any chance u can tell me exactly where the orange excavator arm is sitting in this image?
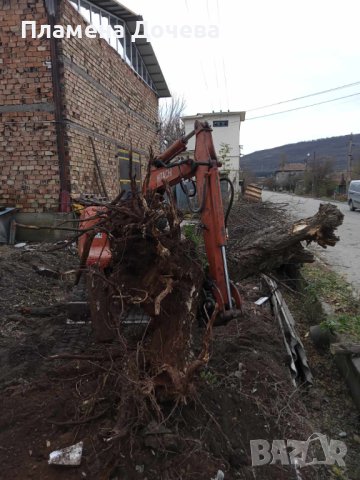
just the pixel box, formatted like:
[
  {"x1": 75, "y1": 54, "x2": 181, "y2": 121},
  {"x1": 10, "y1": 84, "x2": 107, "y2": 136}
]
[
  {"x1": 79, "y1": 121, "x2": 241, "y2": 322},
  {"x1": 146, "y1": 121, "x2": 242, "y2": 321}
]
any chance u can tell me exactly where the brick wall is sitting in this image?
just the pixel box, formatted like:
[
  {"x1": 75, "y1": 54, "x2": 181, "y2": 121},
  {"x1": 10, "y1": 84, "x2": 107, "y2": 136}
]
[
  {"x1": 59, "y1": 0, "x2": 160, "y2": 198},
  {"x1": 0, "y1": 0, "x2": 60, "y2": 212},
  {"x1": 0, "y1": 0, "x2": 160, "y2": 212}
]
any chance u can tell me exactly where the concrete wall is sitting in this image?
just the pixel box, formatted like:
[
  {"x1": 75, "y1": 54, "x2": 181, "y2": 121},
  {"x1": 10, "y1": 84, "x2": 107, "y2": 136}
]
[{"x1": 15, "y1": 211, "x2": 76, "y2": 242}]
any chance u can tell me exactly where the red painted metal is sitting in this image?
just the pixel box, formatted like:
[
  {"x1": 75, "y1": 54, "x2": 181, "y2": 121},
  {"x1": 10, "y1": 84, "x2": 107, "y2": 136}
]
[
  {"x1": 146, "y1": 121, "x2": 241, "y2": 312},
  {"x1": 156, "y1": 138, "x2": 188, "y2": 165},
  {"x1": 78, "y1": 206, "x2": 111, "y2": 268},
  {"x1": 145, "y1": 160, "x2": 194, "y2": 191},
  {"x1": 192, "y1": 121, "x2": 235, "y2": 311},
  {"x1": 80, "y1": 121, "x2": 241, "y2": 313}
]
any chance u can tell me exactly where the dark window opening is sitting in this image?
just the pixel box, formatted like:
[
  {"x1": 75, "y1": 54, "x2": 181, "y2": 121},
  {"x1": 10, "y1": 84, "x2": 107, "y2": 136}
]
[
  {"x1": 213, "y1": 120, "x2": 229, "y2": 127},
  {"x1": 118, "y1": 148, "x2": 141, "y2": 193}
]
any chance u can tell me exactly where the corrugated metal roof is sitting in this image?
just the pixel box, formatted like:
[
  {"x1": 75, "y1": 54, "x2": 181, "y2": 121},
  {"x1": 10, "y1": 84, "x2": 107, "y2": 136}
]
[{"x1": 85, "y1": 0, "x2": 170, "y2": 97}]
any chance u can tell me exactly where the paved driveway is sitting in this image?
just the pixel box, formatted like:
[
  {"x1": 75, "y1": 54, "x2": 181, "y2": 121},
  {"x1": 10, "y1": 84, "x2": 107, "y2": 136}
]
[{"x1": 262, "y1": 191, "x2": 360, "y2": 294}]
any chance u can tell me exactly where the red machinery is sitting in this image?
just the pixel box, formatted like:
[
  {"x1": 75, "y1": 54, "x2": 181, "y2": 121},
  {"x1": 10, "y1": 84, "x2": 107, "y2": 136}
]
[{"x1": 79, "y1": 121, "x2": 241, "y2": 322}]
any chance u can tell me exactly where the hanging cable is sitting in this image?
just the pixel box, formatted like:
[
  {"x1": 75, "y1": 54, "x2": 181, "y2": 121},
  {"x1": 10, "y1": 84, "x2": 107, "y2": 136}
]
[
  {"x1": 247, "y1": 92, "x2": 360, "y2": 120},
  {"x1": 247, "y1": 80, "x2": 360, "y2": 112}
]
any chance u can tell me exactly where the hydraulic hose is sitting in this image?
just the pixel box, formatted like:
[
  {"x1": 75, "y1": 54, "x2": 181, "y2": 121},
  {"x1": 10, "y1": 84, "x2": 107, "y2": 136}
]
[
  {"x1": 181, "y1": 178, "x2": 207, "y2": 213},
  {"x1": 220, "y1": 177, "x2": 235, "y2": 228},
  {"x1": 180, "y1": 178, "x2": 197, "y2": 198}
]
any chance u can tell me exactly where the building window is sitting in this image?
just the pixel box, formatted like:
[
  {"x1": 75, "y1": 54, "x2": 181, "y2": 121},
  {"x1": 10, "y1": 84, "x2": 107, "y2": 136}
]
[
  {"x1": 80, "y1": 1, "x2": 91, "y2": 23},
  {"x1": 67, "y1": 0, "x2": 156, "y2": 93},
  {"x1": 213, "y1": 120, "x2": 229, "y2": 127},
  {"x1": 118, "y1": 149, "x2": 141, "y2": 193}
]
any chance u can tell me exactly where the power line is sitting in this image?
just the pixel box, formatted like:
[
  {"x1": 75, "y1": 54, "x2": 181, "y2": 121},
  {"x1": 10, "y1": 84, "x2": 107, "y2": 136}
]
[
  {"x1": 213, "y1": 57, "x2": 221, "y2": 110},
  {"x1": 247, "y1": 80, "x2": 360, "y2": 112},
  {"x1": 246, "y1": 91, "x2": 360, "y2": 120},
  {"x1": 222, "y1": 58, "x2": 230, "y2": 110},
  {"x1": 206, "y1": 0, "x2": 210, "y2": 20}
]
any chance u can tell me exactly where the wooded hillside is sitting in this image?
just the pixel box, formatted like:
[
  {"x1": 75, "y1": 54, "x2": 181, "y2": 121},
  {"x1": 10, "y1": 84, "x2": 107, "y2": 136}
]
[{"x1": 242, "y1": 133, "x2": 360, "y2": 176}]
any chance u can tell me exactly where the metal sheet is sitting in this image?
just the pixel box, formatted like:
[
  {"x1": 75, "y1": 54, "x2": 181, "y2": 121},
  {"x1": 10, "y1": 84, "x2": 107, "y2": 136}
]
[{"x1": 263, "y1": 275, "x2": 313, "y2": 386}]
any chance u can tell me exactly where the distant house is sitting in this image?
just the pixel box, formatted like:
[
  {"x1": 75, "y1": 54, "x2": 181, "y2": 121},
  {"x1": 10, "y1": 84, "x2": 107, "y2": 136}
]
[
  {"x1": 182, "y1": 111, "x2": 246, "y2": 190},
  {"x1": 274, "y1": 163, "x2": 306, "y2": 189}
]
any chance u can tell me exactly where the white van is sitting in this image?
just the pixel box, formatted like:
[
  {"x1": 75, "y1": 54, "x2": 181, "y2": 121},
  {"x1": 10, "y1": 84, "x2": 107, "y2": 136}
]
[{"x1": 348, "y1": 180, "x2": 360, "y2": 211}]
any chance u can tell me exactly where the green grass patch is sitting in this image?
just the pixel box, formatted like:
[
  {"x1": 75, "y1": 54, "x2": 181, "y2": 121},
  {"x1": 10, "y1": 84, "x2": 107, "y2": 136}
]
[
  {"x1": 182, "y1": 223, "x2": 208, "y2": 269},
  {"x1": 182, "y1": 223, "x2": 202, "y2": 248},
  {"x1": 302, "y1": 263, "x2": 360, "y2": 341}
]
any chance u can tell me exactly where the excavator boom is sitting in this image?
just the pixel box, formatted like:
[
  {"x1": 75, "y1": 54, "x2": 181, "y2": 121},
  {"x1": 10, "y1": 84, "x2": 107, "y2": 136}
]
[{"x1": 79, "y1": 121, "x2": 241, "y2": 322}]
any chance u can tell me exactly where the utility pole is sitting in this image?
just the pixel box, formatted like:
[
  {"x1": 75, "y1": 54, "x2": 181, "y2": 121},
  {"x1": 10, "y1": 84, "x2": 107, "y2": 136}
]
[
  {"x1": 312, "y1": 151, "x2": 316, "y2": 197},
  {"x1": 347, "y1": 133, "x2": 353, "y2": 192}
]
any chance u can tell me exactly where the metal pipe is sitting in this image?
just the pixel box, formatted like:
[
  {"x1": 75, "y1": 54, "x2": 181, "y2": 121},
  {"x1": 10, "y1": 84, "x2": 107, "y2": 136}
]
[
  {"x1": 183, "y1": 129, "x2": 196, "y2": 142},
  {"x1": 221, "y1": 246, "x2": 233, "y2": 309},
  {"x1": 46, "y1": 1, "x2": 70, "y2": 212},
  {"x1": 156, "y1": 129, "x2": 196, "y2": 165}
]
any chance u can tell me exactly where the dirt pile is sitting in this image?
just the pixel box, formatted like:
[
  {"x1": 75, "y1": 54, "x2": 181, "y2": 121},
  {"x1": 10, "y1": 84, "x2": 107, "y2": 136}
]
[
  {"x1": 0, "y1": 245, "x2": 85, "y2": 386},
  {"x1": 0, "y1": 263, "x2": 315, "y2": 479}
]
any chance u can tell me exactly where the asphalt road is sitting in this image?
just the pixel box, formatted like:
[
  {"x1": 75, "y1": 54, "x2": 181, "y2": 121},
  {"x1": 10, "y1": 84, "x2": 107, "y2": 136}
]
[{"x1": 262, "y1": 191, "x2": 360, "y2": 295}]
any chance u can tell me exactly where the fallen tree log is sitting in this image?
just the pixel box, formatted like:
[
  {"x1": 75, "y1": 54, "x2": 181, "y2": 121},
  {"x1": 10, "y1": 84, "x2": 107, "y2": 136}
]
[{"x1": 228, "y1": 202, "x2": 344, "y2": 280}]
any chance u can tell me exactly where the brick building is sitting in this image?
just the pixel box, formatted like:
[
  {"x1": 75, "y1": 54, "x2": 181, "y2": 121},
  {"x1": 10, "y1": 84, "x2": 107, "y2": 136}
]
[{"x1": 0, "y1": 0, "x2": 170, "y2": 212}]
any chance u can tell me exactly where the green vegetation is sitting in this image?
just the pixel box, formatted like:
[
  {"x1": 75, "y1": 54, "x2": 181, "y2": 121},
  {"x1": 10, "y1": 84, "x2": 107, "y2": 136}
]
[
  {"x1": 302, "y1": 263, "x2": 360, "y2": 340},
  {"x1": 241, "y1": 133, "x2": 360, "y2": 176},
  {"x1": 322, "y1": 314, "x2": 360, "y2": 339},
  {"x1": 182, "y1": 222, "x2": 208, "y2": 269},
  {"x1": 218, "y1": 142, "x2": 232, "y2": 177},
  {"x1": 182, "y1": 223, "x2": 202, "y2": 248},
  {"x1": 200, "y1": 369, "x2": 218, "y2": 386}
]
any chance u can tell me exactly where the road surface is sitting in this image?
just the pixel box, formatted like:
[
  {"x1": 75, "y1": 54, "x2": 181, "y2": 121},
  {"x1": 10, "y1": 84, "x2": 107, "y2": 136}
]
[{"x1": 262, "y1": 191, "x2": 360, "y2": 295}]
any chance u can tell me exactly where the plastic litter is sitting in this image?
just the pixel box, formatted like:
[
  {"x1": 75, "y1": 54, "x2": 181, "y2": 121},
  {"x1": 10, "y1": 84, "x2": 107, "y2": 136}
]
[
  {"x1": 212, "y1": 471, "x2": 224, "y2": 480},
  {"x1": 48, "y1": 441, "x2": 83, "y2": 466}
]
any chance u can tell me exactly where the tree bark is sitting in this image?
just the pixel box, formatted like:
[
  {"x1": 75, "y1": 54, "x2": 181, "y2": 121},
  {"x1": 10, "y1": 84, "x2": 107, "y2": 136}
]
[{"x1": 228, "y1": 203, "x2": 344, "y2": 280}]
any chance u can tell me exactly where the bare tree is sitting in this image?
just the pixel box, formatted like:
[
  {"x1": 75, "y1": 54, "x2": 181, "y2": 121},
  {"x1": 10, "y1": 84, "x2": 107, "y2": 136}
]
[
  {"x1": 352, "y1": 155, "x2": 360, "y2": 178},
  {"x1": 159, "y1": 95, "x2": 186, "y2": 152},
  {"x1": 278, "y1": 153, "x2": 288, "y2": 170},
  {"x1": 241, "y1": 168, "x2": 256, "y2": 188},
  {"x1": 304, "y1": 155, "x2": 335, "y2": 197}
]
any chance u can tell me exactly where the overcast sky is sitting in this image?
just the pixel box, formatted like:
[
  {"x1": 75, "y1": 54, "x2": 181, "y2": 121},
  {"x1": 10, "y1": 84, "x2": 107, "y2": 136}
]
[{"x1": 125, "y1": 0, "x2": 360, "y2": 155}]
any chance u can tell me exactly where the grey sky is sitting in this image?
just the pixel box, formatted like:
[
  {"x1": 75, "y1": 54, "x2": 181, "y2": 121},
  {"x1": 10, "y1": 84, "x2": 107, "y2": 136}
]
[{"x1": 125, "y1": 0, "x2": 360, "y2": 155}]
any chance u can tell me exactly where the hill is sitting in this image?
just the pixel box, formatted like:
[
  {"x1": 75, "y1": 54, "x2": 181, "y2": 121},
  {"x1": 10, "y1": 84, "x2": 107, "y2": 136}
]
[{"x1": 242, "y1": 133, "x2": 360, "y2": 176}]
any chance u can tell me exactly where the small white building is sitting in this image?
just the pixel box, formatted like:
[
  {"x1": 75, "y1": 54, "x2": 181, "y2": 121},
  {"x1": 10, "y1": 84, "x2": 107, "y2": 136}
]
[{"x1": 182, "y1": 111, "x2": 246, "y2": 189}]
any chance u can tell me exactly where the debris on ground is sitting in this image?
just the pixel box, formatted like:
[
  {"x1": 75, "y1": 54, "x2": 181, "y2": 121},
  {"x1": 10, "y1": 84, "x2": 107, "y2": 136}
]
[
  {"x1": 0, "y1": 195, "x2": 357, "y2": 479},
  {"x1": 48, "y1": 441, "x2": 84, "y2": 467}
]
